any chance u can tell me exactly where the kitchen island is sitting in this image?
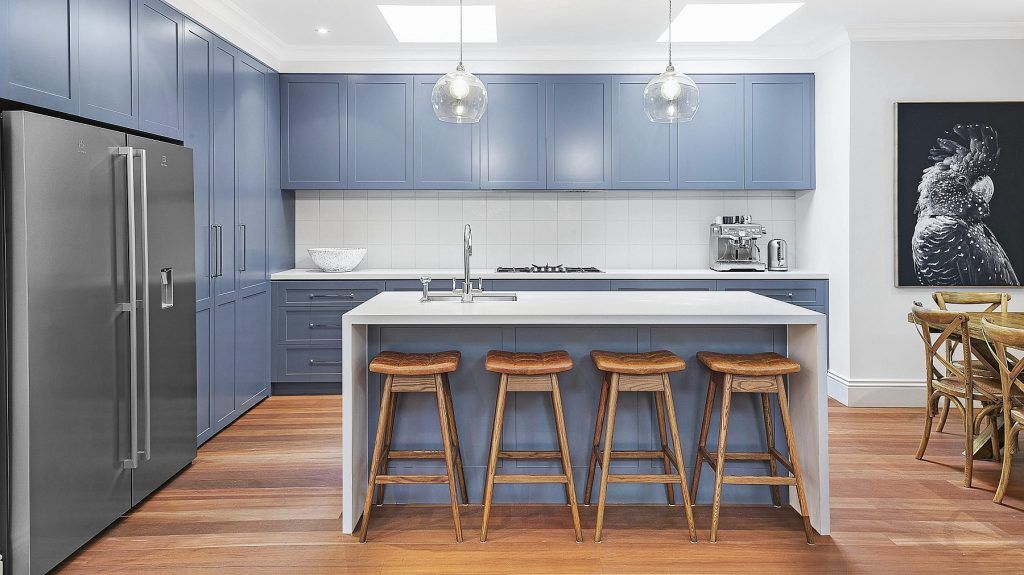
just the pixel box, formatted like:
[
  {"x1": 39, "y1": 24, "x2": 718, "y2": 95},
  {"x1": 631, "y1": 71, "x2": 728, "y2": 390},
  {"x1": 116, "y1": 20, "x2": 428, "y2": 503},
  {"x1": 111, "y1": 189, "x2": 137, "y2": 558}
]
[{"x1": 341, "y1": 290, "x2": 829, "y2": 535}]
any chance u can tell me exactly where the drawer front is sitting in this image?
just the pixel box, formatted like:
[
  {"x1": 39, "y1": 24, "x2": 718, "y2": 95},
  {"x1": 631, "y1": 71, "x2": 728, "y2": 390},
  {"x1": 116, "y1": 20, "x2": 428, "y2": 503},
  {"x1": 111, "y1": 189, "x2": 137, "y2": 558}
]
[
  {"x1": 489, "y1": 279, "x2": 610, "y2": 291},
  {"x1": 283, "y1": 307, "x2": 351, "y2": 343},
  {"x1": 610, "y1": 280, "x2": 716, "y2": 291},
  {"x1": 736, "y1": 287, "x2": 818, "y2": 304},
  {"x1": 716, "y1": 280, "x2": 825, "y2": 306},
  {"x1": 284, "y1": 287, "x2": 379, "y2": 304},
  {"x1": 283, "y1": 347, "x2": 343, "y2": 376}
]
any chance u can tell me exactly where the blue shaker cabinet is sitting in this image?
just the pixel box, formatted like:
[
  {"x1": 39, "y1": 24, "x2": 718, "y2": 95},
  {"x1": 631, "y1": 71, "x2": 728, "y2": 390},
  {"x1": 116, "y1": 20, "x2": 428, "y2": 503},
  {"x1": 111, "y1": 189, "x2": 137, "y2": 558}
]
[
  {"x1": 611, "y1": 75, "x2": 677, "y2": 189},
  {"x1": 78, "y1": 0, "x2": 138, "y2": 129},
  {"x1": 235, "y1": 53, "x2": 268, "y2": 290},
  {"x1": 280, "y1": 74, "x2": 347, "y2": 189},
  {"x1": 2, "y1": 0, "x2": 79, "y2": 114},
  {"x1": 479, "y1": 75, "x2": 547, "y2": 189},
  {"x1": 137, "y1": 0, "x2": 184, "y2": 140},
  {"x1": 744, "y1": 74, "x2": 814, "y2": 190},
  {"x1": 347, "y1": 75, "x2": 414, "y2": 189},
  {"x1": 679, "y1": 75, "x2": 744, "y2": 189},
  {"x1": 413, "y1": 75, "x2": 480, "y2": 189},
  {"x1": 546, "y1": 75, "x2": 613, "y2": 190}
]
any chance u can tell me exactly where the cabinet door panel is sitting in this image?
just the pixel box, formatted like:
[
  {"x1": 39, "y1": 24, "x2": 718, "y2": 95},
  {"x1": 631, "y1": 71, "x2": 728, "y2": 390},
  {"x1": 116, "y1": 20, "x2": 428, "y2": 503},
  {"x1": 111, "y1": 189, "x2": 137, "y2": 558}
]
[
  {"x1": 211, "y1": 41, "x2": 236, "y2": 297},
  {"x1": 79, "y1": 0, "x2": 137, "y2": 128},
  {"x1": 213, "y1": 301, "x2": 236, "y2": 425},
  {"x1": 480, "y1": 75, "x2": 546, "y2": 189},
  {"x1": 413, "y1": 75, "x2": 479, "y2": 189},
  {"x1": 744, "y1": 74, "x2": 814, "y2": 190},
  {"x1": 138, "y1": 0, "x2": 183, "y2": 139},
  {"x1": 679, "y1": 75, "x2": 744, "y2": 189},
  {"x1": 347, "y1": 75, "x2": 413, "y2": 189},
  {"x1": 183, "y1": 19, "x2": 213, "y2": 307},
  {"x1": 196, "y1": 307, "x2": 212, "y2": 443},
  {"x1": 547, "y1": 76, "x2": 612, "y2": 189},
  {"x1": 281, "y1": 75, "x2": 346, "y2": 189},
  {"x1": 235, "y1": 289, "x2": 269, "y2": 408},
  {"x1": 4, "y1": 0, "x2": 78, "y2": 113},
  {"x1": 612, "y1": 75, "x2": 676, "y2": 189},
  {"x1": 236, "y1": 55, "x2": 267, "y2": 289}
]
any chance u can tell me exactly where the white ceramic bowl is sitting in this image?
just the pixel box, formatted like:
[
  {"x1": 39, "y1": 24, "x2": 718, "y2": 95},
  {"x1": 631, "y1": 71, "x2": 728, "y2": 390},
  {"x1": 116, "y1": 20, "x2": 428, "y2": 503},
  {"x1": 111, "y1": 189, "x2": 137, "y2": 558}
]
[{"x1": 308, "y1": 247, "x2": 367, "y2": 272}]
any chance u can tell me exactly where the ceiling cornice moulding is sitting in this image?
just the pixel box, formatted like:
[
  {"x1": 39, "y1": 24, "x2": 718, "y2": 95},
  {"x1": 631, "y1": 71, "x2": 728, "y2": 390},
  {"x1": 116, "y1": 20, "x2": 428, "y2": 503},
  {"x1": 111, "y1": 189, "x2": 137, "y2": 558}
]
[{"x1": 846, "y1": 22, "x2": 1024, "y2": 42}]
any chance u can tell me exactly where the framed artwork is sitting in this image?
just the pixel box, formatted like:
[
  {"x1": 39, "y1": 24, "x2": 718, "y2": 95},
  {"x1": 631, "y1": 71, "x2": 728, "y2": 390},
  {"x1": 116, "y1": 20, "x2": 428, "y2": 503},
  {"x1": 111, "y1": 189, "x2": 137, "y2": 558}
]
[{"x1": 896, "y1": 102, "x2": 1024, "y2": 287}]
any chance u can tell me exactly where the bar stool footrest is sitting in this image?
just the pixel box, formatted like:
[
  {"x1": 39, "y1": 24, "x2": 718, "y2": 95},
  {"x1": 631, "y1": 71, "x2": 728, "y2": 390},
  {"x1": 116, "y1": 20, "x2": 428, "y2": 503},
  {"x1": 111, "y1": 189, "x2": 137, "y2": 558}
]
[
  {"x1": 492, "y1": 474, "x2": 569, "y2": 484},
  {"x1": 607, "y1": 474, "x2": 682, "y2": 484},
  {"x1": 375, "y1": 475, "x2": 449, "y2": 484},
  {"x1": 385, "y1": 450, "x2": 446, "y2": 460},
  {"x1": 722, "y1": 475, "x2": 797, "y2": 486},
  {"x1": 498, "y1": 450, "x2": 562, "y2": 459}
]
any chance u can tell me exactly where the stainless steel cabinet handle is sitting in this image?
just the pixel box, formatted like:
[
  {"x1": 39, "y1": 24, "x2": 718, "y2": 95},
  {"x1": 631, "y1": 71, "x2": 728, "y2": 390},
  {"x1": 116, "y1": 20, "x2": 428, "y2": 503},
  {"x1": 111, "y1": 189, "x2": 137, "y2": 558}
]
[
  {"x1": 309, "y1": 359, "x2": 343, "y2": 366},
  {"x1": 134, "y1": 148, "x2": 152, "y2": 462},
  {"x1": 787, "y1": 293, "x2": 794, "y2": 299},
  {"x1": 212, "y1": 225, "x2": 223, "y2": 277},
  {"x1": 308, "y1": 323, "x2": 342, "y2": 329},
  {"x1": 309, "y1": 293, "x2": 355, "y2": 299},
  {"x1": 117, "y1": 147, "x2": 139, "y2": 471},
  {"x1": 209, "y1": 226, "x2": 218, "y2": 278},
  {"x1": 239, "y1": 224, "x2": 247, "y2": 272}
]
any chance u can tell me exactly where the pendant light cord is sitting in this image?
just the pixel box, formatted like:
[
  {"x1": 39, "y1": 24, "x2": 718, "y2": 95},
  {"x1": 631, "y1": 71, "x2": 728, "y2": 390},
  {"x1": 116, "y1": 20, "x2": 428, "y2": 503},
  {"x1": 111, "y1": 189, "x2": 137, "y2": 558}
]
[
  {"x1": 667, "y1": 0, "x2": 673, "y2": 69},
  {"x1": 458, "y1": 0, "x2": 464, "y2": 69}
]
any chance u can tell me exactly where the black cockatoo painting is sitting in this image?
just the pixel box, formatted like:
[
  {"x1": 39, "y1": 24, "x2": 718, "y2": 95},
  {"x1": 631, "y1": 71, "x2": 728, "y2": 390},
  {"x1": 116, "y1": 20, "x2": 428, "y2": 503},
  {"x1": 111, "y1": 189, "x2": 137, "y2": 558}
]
[{"x1": 911, "y1": 124, "x2": 1019, "y2": 286}]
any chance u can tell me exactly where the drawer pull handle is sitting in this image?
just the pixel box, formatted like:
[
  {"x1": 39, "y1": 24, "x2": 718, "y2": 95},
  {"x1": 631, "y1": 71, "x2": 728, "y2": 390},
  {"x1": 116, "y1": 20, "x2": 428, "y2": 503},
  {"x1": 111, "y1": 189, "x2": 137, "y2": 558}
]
[
  {"x1": 309, "y1": 293, "x2": 355, "y2": 299},
  {"x1": 309, "y1": 323, "x2": 342, "y2": 329},
  {"x1": 309, "y1": 359, "x2": 342, "y2": 366},
  {"x1": 787, "y1": 293, "x2": 794, "y2": 299}
]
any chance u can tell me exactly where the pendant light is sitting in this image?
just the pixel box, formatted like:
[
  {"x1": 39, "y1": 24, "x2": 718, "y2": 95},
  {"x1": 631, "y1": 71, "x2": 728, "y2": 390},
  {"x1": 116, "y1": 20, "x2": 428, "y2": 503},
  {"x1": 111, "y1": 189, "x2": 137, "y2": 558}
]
[
  {"x1": 432, "y1": 0, "x2": 487, "y2": 123},
  {"x1": 644, "y1": 0, "x2": 699, "y2": 123}
]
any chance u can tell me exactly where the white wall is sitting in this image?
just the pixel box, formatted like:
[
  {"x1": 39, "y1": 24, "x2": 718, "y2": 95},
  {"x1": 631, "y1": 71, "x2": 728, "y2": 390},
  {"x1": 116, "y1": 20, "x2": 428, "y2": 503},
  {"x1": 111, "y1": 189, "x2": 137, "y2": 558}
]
[{"x1": 840, "y1": 39, "x2": 1024, "y2": 406}]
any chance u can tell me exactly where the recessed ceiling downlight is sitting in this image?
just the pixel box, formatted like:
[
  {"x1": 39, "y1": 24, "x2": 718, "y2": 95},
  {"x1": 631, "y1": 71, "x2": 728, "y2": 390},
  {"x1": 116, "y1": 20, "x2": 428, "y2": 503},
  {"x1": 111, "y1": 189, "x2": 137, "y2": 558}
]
[
  {"x1": 657, "y1": 3, "x2": 804, "y2": 42},
  {"x1": 314, "y1": 27, "x2": 330, "y2": 34}
]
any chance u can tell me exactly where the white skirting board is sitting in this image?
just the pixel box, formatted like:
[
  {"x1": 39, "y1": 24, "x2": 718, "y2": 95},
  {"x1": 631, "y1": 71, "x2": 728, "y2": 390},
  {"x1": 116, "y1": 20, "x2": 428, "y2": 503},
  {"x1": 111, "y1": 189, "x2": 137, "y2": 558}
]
[{"x1": 827, "y1": 370, "x2": 924, "y2": 407}]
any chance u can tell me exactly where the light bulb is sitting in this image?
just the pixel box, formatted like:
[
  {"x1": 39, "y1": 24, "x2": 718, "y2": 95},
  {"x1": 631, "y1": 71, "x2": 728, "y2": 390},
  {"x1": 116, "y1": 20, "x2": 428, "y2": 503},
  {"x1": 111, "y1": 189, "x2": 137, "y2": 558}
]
[
  {"x1": 449, "y1": 77, "x2": 470, "y2": 100},
  {"x1": 660, "y1": 78, "x2": 682, "y2": 101},
  {"x1": 455, "y1": 104, "x2": 466, "y2": 116},
  {"x1": 666, "y1": 104, "x2": 677, "y2": 117}
]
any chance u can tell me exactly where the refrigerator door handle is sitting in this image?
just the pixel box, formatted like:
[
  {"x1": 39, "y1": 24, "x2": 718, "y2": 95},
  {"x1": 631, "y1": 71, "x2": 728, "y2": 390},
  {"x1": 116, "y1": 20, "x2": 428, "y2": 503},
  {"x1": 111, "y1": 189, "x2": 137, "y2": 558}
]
[
  {"x1": 117, "y1": 146, "x2": 140, "y2": 471},
  {"x1": 134, "y1": 148, "x2": 152, "y2": 462},
  {"x1": 239, "y1": 224, "x2": 247, "y2": 272}
]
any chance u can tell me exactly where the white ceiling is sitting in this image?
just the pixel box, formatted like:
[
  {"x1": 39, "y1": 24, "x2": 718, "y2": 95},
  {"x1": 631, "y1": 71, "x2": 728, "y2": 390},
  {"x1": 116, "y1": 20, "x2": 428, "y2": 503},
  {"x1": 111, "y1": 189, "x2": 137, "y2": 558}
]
[{"x1": 165, "y1": 0, "x2": 1024, "y2": 72}]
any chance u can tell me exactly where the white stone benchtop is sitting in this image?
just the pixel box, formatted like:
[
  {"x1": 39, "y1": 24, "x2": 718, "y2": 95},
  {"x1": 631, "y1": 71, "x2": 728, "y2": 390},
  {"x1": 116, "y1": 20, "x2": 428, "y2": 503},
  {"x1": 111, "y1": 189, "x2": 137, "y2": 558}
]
[{"x1": 272, "y1": 268, "x2": 828, "y2": 281}]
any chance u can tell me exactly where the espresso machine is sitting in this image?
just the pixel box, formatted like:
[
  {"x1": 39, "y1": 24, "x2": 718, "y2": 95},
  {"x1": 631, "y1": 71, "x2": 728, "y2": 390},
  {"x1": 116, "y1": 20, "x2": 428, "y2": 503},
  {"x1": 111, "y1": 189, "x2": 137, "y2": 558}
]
[{"x1": 709, "y1": 215, "x2": 767, "y2": 271}]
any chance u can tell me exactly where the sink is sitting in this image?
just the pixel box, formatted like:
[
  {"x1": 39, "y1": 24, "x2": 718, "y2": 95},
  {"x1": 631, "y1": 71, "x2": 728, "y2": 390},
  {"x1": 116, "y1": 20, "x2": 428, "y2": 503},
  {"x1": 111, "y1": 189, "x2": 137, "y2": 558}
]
[{"x1": 420, "y1": 292, "x2": 518, "y2": 302}]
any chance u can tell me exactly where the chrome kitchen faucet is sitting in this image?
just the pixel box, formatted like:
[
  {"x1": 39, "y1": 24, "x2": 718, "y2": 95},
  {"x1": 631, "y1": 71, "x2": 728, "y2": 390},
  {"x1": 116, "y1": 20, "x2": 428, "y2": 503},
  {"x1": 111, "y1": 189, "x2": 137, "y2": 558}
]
[{"x1": 418, "y1": 224, "x2": 517, "y2": 302}]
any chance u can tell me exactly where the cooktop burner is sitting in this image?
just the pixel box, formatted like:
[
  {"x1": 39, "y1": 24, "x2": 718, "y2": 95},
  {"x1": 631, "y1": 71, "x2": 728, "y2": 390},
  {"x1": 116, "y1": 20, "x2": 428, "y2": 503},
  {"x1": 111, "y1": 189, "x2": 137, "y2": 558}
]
[{"x1": 496, "y1": 264, "x2": 603, "y2": 273}]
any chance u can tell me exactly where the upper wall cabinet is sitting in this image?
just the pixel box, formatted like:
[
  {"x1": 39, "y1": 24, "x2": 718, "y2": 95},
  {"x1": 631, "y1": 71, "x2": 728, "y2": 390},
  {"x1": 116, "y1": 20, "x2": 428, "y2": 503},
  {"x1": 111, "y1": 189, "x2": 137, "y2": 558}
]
[
  {"x1": 235, "y1": 53, "x2": 268, "y2": 289},
  {"x1": 2, "y1": 0, "x2": 79, "y2": 114},
  {"x1": 611, "y1": 75, "x2": 677, "y2": 189},
  {"x1": 744, "y1": 74, "x2": 814, "y2": 190},
  {"x1": 79, "y1": 0, "x2": 138, "y2": 128},
  {"x1": 413, "y1": 75, "x2": 479, "y2": 189},
  {"x1": 679, "y1": 75, "x2": 744, "y2": 189},
  {"x1": 546, "y1": 76, "x2": 613, "y2": 189},
  {"x1": 281, "y1": 75, "x2": 347, "y2": 189},
  {"x1": 138, "y1": 0, "x2": 184, "y2": 140},
  {"x1": 479, "y1": 75, "x2": 546, "y2": 189},
  {"x1": 347, "y1": 75, "x2": 414, "y2": 189}
]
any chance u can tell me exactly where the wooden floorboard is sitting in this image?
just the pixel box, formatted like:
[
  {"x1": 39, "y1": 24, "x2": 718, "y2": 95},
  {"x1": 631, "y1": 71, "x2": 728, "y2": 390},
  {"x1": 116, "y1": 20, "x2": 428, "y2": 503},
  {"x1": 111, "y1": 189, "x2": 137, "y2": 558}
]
[{"x1": 54, "y1": 395, "x2": 1024, "y2": 574}]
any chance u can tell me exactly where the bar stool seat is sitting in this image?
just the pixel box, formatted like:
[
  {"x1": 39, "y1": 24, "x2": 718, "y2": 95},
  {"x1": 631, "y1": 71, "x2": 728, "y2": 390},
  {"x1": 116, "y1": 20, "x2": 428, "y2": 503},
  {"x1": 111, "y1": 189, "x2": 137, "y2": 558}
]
[
  {"x1": 485, "y1": 350, "x2": 573, "y2": 375},
  {"x1": 696, "y1": 351, "x2": 800, "y2": 376},
  {"x1": 369, "y1": 350, "x2": 460, "y2": 375},
  {"x1": 591, "y1": 349, "x2": 686, "y2": 375}
]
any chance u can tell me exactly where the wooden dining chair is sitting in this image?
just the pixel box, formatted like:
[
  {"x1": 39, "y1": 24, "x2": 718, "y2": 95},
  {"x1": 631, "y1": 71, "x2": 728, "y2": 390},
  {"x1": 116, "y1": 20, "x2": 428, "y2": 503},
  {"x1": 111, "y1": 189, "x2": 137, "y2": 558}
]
[
  {"x1": 912, "y1": 305, "x2": 1003, "y2": 488},
  {"x1": 931, "y1": 292, "x2": 1011, "y2": 432},
  {"x1": 980, "y1": 319, "x2": 1024, "y2": 503}
]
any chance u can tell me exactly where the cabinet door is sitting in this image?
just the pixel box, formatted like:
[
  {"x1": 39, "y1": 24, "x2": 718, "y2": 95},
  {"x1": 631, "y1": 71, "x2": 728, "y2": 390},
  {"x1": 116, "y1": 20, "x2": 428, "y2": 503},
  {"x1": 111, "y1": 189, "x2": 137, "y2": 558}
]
[
  {"x1": 547, "y1": 76, "x2": 612, "y2": 189},
  {"x1": 479, "y1": 75, "x2": 546, "y2": 189},
  {"x1": 679, "y1": 75, "x2": 744, "y2": 189},
  {"x1": 196, "y1": 307, "x2": 212, "y2": 443},
  {"x1": 236, "y1": 54, "x2": 268, "y2": 289},
  {"x1": 211, "y1": 41, "x2": 237, "y2": 298},
  {"x1": 347, "y1": 75, "x2": 414, "y2": 189},
  {"x1": 744, "y1": 74, "x2": 814, "y2": 190},
  {"x1": 281, "y1": 74, "x2": 347, "y2": 189},
  {"x1": 78, "y1": 0, "x2": 138, "y2": 128},
  {"x1": 2, "y1": 0, "x2": 78, "y2": 113},
  {"x1": 212, "y1": 300, "x2": 236, "y2": 426},
  {"x1": 138, "y1": 0, "x2": 183, "y2": 139},
  {"x1": 235, "y1": 289, "x2": 269, "y2": 409},
  {"x1": 612, "y1": 75, "x2": 676, "y2": 189},
  {"x1": 413, "y1": 75, "x2": 479, "y2": 189},
  {"x1": 183, "y1": 19, "x2": 213, "y2": 308}
]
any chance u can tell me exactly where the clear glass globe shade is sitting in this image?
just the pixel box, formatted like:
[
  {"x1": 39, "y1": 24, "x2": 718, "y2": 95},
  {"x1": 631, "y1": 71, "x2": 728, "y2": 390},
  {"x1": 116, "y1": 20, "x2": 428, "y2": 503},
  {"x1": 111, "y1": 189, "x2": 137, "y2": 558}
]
[
  {"x1": 643, "y1": 68, "x2": 699, "y2": 123},
  {"x1": 432, "y1": 69, "x2": 488, "y2": 124}
]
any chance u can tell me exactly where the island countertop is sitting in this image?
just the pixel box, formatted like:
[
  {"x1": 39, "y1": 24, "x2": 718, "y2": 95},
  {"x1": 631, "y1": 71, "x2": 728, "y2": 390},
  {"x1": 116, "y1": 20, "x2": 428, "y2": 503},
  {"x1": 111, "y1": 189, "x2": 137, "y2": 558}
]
[{"x1": 273, "y1": 267, "x2": 828, "y2": 281}]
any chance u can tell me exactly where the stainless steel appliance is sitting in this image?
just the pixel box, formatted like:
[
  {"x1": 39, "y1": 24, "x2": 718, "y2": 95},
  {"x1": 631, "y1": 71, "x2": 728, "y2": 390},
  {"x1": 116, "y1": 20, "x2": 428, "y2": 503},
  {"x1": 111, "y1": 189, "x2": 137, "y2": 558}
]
[
  {"x1": 709, "y1": 215, "x2": 767, "y2": 271},
  {"x1": 0, "y1": 111, "x2": 197, "y2": 575},
  {"x1": 768, "y1": 239, "x2": 789, "y2": 271},
  {"x1": 496, "y1": 265, "x2": 603, "y2": 273}
]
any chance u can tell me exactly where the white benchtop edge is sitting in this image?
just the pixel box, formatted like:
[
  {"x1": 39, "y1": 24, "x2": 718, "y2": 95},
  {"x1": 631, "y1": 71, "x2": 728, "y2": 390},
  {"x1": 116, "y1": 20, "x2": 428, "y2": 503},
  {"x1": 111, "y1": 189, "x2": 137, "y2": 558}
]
[{"x1": 272, "y1": 268, "x2": 828, "y2": 281}]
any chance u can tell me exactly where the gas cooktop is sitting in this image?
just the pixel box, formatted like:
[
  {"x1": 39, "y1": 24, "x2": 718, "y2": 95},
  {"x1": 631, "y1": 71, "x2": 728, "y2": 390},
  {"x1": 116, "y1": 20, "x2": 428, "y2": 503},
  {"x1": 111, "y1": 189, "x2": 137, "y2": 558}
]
[{"x1": 496, "y1": 265, "x2": 603, "y2": 273}]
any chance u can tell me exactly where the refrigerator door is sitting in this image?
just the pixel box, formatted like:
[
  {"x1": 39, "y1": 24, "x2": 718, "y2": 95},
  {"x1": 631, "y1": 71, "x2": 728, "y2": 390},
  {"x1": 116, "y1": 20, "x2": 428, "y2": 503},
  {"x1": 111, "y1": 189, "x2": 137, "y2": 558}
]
[
  {"x1": 2, "y1": 111, "x2": 133, "y2": 575},
  {"x1": 126, "y1": 135, "x2": 198, "y2": 505}
]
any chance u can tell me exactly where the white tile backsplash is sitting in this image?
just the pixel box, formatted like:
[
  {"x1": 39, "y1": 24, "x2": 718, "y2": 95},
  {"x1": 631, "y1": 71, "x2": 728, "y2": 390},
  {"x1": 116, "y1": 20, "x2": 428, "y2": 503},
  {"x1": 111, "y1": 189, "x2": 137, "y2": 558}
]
[{"x1": 294, "y1": 190, "x2": 799, "y2": 270}]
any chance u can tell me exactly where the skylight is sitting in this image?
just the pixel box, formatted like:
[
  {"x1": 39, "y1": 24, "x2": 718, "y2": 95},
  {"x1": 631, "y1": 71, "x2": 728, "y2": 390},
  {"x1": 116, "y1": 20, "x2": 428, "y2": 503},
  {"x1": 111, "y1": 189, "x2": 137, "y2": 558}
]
[
  {"x1": 377, "y1": 5, "x2": 498, "y2": 43},
  {"x1": 657, "y1": 3, "x2": 804, "y2": 42}
]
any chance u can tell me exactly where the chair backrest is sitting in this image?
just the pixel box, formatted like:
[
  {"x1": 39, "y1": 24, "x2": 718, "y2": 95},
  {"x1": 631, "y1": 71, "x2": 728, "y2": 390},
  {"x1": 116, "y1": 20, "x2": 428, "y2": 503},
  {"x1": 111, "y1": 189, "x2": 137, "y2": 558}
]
[
  {"x1": 911, "y1": 305, "x2": 972, "y2": 384},
  {"x1": 933, "y1": 291, "x2": 1011, "y2": 313},
  {"x1": 981, "y1": 318, "x2": 1024, "y2": 398}
]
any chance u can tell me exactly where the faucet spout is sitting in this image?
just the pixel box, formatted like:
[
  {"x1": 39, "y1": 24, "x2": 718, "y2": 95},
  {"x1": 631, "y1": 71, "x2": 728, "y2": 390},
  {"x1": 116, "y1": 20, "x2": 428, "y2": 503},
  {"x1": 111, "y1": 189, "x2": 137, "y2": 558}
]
[{"x1": 462, "y1": 224, "x2": 473, "y2": 302}]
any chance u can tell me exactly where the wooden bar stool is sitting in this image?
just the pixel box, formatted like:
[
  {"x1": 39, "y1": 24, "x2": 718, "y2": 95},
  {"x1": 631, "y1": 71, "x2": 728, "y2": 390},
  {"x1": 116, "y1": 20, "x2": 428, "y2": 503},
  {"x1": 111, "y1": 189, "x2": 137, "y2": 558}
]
[
  {"x1": 481, "y1": 350, "x2": 582, "y2": 543},
  {"x1": 359, "y1": 350, "x2": 468, "y2": 543},
  {"x1": 585, "y1": 350, "x2": 697, "y2": 543},
  {"x1": 692, "y1": 351, "x2": 813, "y2": 544}
]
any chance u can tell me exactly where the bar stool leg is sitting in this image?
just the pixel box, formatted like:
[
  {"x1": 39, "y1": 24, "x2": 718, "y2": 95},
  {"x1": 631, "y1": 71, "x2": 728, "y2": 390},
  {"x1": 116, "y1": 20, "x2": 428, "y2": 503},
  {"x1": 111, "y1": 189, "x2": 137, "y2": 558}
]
[
  {"x1": 659, "y1": 374, "x2": 698, "y2": 542},
  {"x1": 433, "y1": 375, "x2": 463, "y2": 543},
  {"x1": 550, "y1": 374, "x2": 583, "y2": 542},
  {"x1": 709, "y1": 375, "x2": 733, "y2": 543},
  {"x1": 441, "y1": 374, "x2": 470, "y2": 504},
  {"x1": 480, "y1": 374, "x2": 509, "y2": 542},
  {"x1": 965, "y1": 392, "x2": 975, "y2": 488},
  {"x1": 691, "y1": 372, "x2": 717, "y2": 505},
  {"x1": 654, "y1": 391, "x2": 676, "y2": 506},
  {"x1": 775, "y1": 375, "x2": 814, "y2": 544},
  {"x1": 761, "y1": 392, "x2": 782, "y2": 508},
  {"x1": 375, "y1": 392, "x2": 398, "y2": 506},
  {"x1": 359, "y1": 375, "x2": 395, "y2": 543},
  {"x1": 594, "y1": 374, "x2": 621, "y2": 543},
  {"x1": 584, "y1": 374, "x2": 610, "y2": 506}
]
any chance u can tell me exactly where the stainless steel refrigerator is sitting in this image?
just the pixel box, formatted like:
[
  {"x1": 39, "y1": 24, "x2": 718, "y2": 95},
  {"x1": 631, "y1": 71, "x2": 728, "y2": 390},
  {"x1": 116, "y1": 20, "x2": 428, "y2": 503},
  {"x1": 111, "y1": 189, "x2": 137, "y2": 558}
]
[{"x1": 0, "y1": 111, "x2": 197, "y2": 575}]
